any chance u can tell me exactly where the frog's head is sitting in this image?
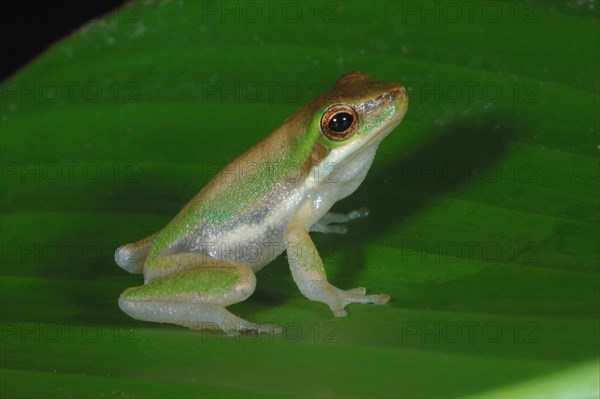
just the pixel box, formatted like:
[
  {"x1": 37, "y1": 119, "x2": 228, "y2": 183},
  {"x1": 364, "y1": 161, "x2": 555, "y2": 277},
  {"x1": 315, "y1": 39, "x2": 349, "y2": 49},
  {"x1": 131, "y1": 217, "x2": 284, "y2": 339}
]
[
  {"x1": 290, "y1": 71, "x2": 408, "y2": 186},
  {"x1": 316, "y1": 71, "x2": 407, "y2": 146}
]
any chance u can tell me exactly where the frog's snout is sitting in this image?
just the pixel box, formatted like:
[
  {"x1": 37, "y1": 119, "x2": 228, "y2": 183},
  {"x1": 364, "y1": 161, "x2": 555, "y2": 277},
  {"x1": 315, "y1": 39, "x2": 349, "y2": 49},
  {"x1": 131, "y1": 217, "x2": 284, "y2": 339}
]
[
  {"x1": 388, "y1": 84, "x2": 408, "y2": 106},
  {"x1": 386, "y1": 84, "x2": 409, "y2": 118}
]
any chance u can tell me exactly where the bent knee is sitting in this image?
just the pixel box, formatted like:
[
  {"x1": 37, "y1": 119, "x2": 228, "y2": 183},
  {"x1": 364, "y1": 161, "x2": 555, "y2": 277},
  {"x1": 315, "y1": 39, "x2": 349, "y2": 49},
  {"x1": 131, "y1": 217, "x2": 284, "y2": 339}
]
[{"x1": 231, "y1": 264, "x2": 256, "y2": 302}]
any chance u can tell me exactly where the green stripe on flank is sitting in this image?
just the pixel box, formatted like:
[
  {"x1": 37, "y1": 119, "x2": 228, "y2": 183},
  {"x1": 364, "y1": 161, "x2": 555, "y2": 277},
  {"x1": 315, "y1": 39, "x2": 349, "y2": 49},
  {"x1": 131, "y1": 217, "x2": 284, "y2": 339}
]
[{"x1": 125, "y1": 268, "x2": 239, "y2": 300}]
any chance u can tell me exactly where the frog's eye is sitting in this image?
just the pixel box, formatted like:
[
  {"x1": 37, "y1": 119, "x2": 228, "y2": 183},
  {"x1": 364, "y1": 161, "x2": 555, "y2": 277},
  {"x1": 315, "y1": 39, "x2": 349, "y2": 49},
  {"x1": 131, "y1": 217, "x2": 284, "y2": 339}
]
[{"x1": 320, "y1": 104, "x2": 358, "y2": 141}]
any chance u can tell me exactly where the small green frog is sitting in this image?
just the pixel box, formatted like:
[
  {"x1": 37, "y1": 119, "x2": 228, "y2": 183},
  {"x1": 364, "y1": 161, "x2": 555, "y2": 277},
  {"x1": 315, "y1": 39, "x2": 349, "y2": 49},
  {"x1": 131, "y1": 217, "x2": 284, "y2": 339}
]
[{"x1": 115, "y1": 72, "x2": 408, "y2": 333}]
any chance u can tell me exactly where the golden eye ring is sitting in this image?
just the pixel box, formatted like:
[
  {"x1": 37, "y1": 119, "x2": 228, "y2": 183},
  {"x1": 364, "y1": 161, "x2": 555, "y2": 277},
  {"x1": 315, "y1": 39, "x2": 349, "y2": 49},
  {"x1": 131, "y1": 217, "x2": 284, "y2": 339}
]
[{"x1": 320, "y1": 104, "x2": 358, "y2": 141}]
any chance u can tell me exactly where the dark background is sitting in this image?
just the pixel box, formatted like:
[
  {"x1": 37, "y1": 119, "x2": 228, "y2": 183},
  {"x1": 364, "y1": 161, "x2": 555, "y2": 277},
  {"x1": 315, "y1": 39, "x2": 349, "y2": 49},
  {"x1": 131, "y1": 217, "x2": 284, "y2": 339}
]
[{"x1": 2, "y1": 0, "x2": 126, "y2": 80}]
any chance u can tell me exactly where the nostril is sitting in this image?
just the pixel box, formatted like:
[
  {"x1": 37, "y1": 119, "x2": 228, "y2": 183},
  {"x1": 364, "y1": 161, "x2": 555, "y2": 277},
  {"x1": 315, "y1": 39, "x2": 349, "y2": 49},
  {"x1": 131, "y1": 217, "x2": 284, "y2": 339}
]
[
  {"x1": 381, "y1": 87, "x2": 406, "y2": 104},
  {"x1": 387, "y1": 86, "x2": 408, "y2": 107},
  {"x1": 391, "y1": 86, "x2": 407, "y2": 101}
]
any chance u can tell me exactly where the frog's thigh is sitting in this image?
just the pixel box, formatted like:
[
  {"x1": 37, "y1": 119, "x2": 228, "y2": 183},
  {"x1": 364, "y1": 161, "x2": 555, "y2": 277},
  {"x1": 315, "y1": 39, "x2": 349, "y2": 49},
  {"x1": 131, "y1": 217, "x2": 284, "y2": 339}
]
[{"x1": 119, "y1": 256, "x2": 260, "y2": 332}]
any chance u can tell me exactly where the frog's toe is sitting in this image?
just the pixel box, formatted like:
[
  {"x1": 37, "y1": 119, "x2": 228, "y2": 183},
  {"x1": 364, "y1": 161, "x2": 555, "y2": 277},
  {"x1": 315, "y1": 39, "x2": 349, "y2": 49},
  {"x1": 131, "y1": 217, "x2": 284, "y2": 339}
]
[
  {"x1": 373, "y1": 293, "x2": 390, "y2": 304},
  {"x1": 348, "y1": 207, "x2": 370, "y2": 219},
  {"x1": 347, "y1": 287, "x2": 366, "y2": 295},
  {"x1": 329, "y1": 225, "x2": 349, "y2": 234},
  {"x1": 237, "y1": 323, "x2": 261, "y2": 334},
  {"x1": 337, "y1": 287, "x2": 390, "y2": 306},
  {"x1": 362, "y1": 293, "x2": 389, "y2": 305},
  {"x1": 333, "y1": 308, "x2": 348, "y2": 317},
  {"x1": 324, "y1": 297, "x2": 347, "y2": 317},
  {"x1": 311, "y1": 223, "x2": 349, "y2": 234},
  {"x1": 269, "y1": 324, "x2": 283, "y2": 334},
  {"x1": 228, "y1": 322, "x2": 281, "y2": 335},
  {"x1": 256, "y1": 323, "x2": 282, "y2": 334}
]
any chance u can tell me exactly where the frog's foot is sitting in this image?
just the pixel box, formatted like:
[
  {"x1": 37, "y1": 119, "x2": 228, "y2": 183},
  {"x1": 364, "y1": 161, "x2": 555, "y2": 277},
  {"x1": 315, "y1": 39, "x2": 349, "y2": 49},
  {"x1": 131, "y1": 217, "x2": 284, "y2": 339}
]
[
  {"x1": 310, "y1": 207, "x2": 370, "y2": 234},
  {"x1": 286, "y1": 225, "x2": 388, "y2": 318},
  {"x1": 303, "y1": 282, "x2": 390, "y2": 317},
  {"x1": 120, "y1": 300, "x2": 280, "y2": 335},
  {"x1": 220, "y1": 321, "x2": 282, "y2": 336},
  {"x1": 119, "y1": 256, "x2": 280, "y2": 334}
]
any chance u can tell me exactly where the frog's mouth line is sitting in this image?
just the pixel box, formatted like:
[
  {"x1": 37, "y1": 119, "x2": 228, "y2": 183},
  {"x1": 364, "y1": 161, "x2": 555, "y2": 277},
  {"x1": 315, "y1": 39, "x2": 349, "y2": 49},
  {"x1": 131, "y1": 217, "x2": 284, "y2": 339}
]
[
  {"x1": 360, "y1": 104, "x2": 407, "y2": 150},
  {"x1": 327, "y1": 111, "x2": 405, "y2": 176}
]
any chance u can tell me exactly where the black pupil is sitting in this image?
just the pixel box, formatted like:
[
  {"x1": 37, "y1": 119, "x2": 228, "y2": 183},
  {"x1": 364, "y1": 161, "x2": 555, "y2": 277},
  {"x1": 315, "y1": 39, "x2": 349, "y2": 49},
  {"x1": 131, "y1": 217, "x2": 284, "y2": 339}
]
[{"x1": 328, "y1": 112, "x2": 353, "y2": 133}]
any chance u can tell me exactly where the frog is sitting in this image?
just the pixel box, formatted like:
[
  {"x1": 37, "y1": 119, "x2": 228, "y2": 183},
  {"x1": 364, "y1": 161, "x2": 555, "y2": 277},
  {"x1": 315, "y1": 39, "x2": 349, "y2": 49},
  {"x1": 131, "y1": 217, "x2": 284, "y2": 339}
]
[{"x1": 115, "y1": 71, "x2": 408, "y2": 334}]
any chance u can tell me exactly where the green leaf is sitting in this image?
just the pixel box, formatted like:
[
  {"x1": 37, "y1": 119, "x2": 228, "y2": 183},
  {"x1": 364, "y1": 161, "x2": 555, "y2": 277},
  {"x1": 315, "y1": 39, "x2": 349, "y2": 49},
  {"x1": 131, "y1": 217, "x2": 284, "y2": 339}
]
[{"x1": 1, "y1": 1, "x2": 598, "y2": 398}]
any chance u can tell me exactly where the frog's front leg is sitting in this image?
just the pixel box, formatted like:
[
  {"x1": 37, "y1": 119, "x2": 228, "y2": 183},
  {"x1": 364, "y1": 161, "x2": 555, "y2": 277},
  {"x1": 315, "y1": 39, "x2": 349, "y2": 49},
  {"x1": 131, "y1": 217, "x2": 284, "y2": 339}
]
[
  {"x1": 118, "y1": 253, "x2": 278, "y2": 334},
  {"x1": 309, "y1": 207, "x2": 370, "y2": 234},
  {"x1": 285, "y1": 224, "x2": 389, "y2": 316}
]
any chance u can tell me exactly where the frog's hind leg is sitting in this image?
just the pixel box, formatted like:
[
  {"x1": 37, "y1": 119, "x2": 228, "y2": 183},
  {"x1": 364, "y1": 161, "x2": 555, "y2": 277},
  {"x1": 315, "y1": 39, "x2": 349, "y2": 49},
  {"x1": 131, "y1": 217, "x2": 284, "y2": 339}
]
[{"x1": 118, "y1": 254, "x2": 277, "y2": 334}]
